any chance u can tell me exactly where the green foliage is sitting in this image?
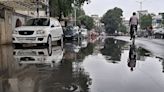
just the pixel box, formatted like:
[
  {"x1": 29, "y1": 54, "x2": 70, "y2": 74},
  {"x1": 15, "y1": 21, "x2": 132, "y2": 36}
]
[
  {"x1": 161, "y1": 13, "x2": 164, "y2": 20},
  {"x1": 74, "y1": 0, "x2": 90, "y2": 7},
  {"x1": 101, "y1": 7, "x2": 123, "y2": 34},
  {"x1": 162, "y1": 14, "x2": 164, "y2": 26},
  {"x1": 118, "y1": 24, "x2": 127, "y2": 33},
  {"x1": 140, "y1": 14, "x2": 152, "y2": 29},
  {"x1": 49, "y1": 0, "x2": 89, "y2": 21},
  {"x1": 100, "y1": 38, "x2": 126, "y2": 61},
  {"x1": 78, "y1": 15, "x2": 94, "y2": 30},
  {"x1": 49, "y1": 0, "x2": 72, "y2": 20},
  {"x1": 76, "y1": 8, "x2": 85, "y2": 18},
  {"x1": 162, "y1": 20, "x2": 164, "y2": 25}
]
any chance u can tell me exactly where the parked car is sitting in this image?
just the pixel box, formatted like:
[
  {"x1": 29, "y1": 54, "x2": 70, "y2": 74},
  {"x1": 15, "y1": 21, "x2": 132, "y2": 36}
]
[
  {"x1": 137, "y1": 30, "x2": 148, "y2": 37},
  {"x1": 80, "y1": 28, "x2": 88, "y2": 38},
  {"x1": 64, "y1": 41, "x2": 81, "y2": 53},
  {"x1": 63, "y1": 26, "x2": 79, "y2": 40},
  {"x1": 81, "y1": 39, "x2": 88, "y2": 48},
  {"x1": 153, "y1": 28, "x2": 164, "y2": 38},
  {"x1": 13, "y1": 46, "x2": 64, "y2": 67},
  {"x1": 12, "y1": 17, "x2": 63, "y2": 47}
]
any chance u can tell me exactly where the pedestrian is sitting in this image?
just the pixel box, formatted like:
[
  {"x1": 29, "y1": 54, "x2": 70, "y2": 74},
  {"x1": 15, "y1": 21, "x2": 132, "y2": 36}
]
[{"x1": 147, "y1": 25, "x2": 153, "y2": 39}]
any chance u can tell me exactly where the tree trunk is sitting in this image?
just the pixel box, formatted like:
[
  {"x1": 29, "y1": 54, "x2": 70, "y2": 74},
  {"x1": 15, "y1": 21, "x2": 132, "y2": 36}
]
[
  {"x1": 65, "y1": 21, "x2": 68, "y2": 27},
  {"x1": 59, "y1": 12, "x2": 62, "y2": 22}
]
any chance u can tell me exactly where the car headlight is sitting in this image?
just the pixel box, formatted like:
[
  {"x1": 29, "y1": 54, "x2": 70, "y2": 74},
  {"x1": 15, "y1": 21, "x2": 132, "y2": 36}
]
[
  {"x1": 36, "y1": 30, "x2": 45, "y2": 34},
  {"x1": 13, "y1": 30, "x2": 18, "y2": 34}
]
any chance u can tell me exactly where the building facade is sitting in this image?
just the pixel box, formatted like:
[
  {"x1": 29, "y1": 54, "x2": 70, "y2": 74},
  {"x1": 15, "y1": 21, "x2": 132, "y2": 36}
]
[
  {"x1": 152, "y1": 15, "x2": 162, "y2": 28},
  {"x1": 0, "y1": 0, "x2": 49, "y2": 17},
  {"x1": 0, "y1": 0, "x2": 49, "y2": 44},
  {"x1": 0, "y1": 3, "x2": 13, "y2": 44}
]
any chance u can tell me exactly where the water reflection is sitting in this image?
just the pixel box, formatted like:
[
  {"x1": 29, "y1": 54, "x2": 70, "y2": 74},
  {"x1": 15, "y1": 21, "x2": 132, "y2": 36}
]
[
  {"x1": 0, "y1": 39, "x2": 92, "y2": 92},
  {"x1": 83, "y1": 38, "x2": 164, "y2": 92},
  {"x1": 0, "y1": 45, "x2": 14, "y2": 92},
  {"x1": 39, "y1": 60, "x2": 91, "y2": 92},
  {"x1": 0, "y1": 45, "x2": 13, "y2": 77},
  {"x1": 137, "y1": 47, "x2": 152, "y2": 61},
  {"x1": 127, "y1": 44, "x2": 137, "y2": 71},
  {"x1": 64, "y1": 39, "x2": 94, "y2": 61},
  {"x1": 127, "y1": 43, "x2": 159, "y2": 72},
  {"x1": 1, "y1": 37, "x2": 164, "y2": 92},
  {"x1": 162, "y1": 59, "x2": 164, "y2": 73},
  {"x1": 100, "y1": 38, "x2": 126, "y2": 63},
  {"x1": 13, "y1": 46, "x2": 64, "y2": 67},
  {"x1": 158, "y1": 58, "x2": 164, "y2": 73}
]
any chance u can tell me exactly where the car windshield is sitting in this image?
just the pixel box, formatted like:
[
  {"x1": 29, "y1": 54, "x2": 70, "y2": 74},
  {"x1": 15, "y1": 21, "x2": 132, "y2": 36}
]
[
  {"x1": 81, "y1": 29, "x2": 87, "y2": 32},
  {"x1": 66, "y1": 26, "x2": 75, "y2": 31},
  {"x1": 25, "y1": 18, "x2": 50, "y2": 26}
]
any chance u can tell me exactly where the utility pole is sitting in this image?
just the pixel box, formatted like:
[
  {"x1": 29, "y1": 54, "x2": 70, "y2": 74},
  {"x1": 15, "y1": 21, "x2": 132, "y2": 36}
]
[
  {"x1": 46, "y1": 0, "x2": 50, "y2": 17},
  {"x1": 36, "y1": 0, "x2": 39, "y2": 17},
  {"x1": 139, "y1": 1, "x2": 142, "y2": 10},
  {"x1": 136, "y1": 0, "x2": 145, "y2": 31},
  {"x1": 74, "y1": 0, "x2": 77, "y2": 26},
  {"x1": 136, "y1": 0, "x2": 145, "y2": 11}
]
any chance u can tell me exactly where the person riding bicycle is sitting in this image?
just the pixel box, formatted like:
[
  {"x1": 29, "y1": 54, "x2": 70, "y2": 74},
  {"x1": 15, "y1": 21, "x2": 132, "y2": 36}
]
[
  {"x1": 128, "y1": 44, "x2": 137, "y2": 71},
  {"x1": 129, "y1": 12, "x2": 139, "y2": 40}
]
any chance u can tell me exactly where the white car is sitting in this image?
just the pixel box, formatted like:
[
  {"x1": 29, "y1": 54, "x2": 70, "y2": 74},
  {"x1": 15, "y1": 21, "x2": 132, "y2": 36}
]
[
  {"x1": 12, "y1": 17, "x2": 63, "y2": 46},
  {"x1": 13, "y1": 46, "x2": 64, "y2": 67},
  {"x1": 80, "y1": 28, "x2": 88, "y2": 38},
  {"x1": 153, "y1": 28, "x2": 164, "y2": 35},
  {"x1": 81, "y1": 39, "x2": 88, "y2": 48}
]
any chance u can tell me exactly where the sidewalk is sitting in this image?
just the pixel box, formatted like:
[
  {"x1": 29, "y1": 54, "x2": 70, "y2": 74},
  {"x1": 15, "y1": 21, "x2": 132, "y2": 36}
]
[
  {"x1": 114, "y1": 36, "x2": 164, "y2": 58},
  {"x1": 149, "y1": 38, "x2": 164, "y2": 46},
  {"x1": 114, "y1": 36, "x2": 164, "y2": 46}
]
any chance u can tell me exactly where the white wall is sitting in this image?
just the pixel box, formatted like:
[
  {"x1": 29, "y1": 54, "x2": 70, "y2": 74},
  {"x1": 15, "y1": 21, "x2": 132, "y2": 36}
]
[
  {"x1": 12, "y1": 15, "x2": 25, "y2": 30},
  {"x1": 15, "y1": 10, "x2": 47, "y2": 17}
]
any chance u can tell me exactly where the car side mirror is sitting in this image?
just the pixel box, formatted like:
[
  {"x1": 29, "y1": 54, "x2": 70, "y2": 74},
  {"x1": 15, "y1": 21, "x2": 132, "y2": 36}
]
[{"x1": 51, "y1": 25, "x2": 55, "y2": 28}]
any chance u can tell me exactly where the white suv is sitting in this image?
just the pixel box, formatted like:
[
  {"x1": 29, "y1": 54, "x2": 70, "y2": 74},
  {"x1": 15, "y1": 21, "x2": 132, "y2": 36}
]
[
  {"x1": 13, "y1": 46, "x2": 64, "y2": 67},
  {"x1": 12, "y1": 17, "x2": 63, "y2": 46}
]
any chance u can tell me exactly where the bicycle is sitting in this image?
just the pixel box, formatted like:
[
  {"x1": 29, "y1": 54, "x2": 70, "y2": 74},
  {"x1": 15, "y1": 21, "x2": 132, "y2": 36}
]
[
  {"x1": 128, "y1": 42, "x2": 137, "y2": 71},
  {"x1": 130, "y1": 25, "x2": 137, "y2": 44}
]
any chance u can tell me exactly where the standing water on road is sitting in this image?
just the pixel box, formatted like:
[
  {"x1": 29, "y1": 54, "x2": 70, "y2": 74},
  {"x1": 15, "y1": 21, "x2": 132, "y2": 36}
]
[{"x1": 0, "y1": 38, "x2": 164, "y2": 92}]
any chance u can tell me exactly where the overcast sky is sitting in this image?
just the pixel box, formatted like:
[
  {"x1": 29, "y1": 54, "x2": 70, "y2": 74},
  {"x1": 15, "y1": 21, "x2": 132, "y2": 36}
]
[{"x1": 83, "y1": 0, "x2": 164, "y2": 20}]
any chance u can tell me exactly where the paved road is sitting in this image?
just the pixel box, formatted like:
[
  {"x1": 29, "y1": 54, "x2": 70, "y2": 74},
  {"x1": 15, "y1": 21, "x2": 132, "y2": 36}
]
[
  {"x1": 1, "y1": 37, "x2": 164, "y2": 92},
  {"x1": 114, "y1": 36, "x2": 164, "y2": 58}
]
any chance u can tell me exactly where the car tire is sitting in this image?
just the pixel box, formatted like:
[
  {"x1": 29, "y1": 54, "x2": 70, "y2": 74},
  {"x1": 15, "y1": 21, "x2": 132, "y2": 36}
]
[
  {"x1": 47, "y1": 36, "x2": 52, "y2": 47},
  {"x1": 57, "y1": 36, "x2": 63, "y2": 46},
  {"x1": 47, "y1": 44, "x2": 52, "y2": 56},
  {"x1": 13, "y1": 43, "x2": 22, "y2": 48}
]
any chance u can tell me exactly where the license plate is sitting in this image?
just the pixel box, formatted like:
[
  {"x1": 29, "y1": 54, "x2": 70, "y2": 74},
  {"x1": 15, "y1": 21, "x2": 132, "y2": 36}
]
[
  {"x1": 65, "y1": 35, "x2": 72, "y2": 37},
  {"x1": 17, "y1": 51, "x2": 37, "y2": 55},
  {"x1": 17, "y1": 37, "x2": 36, "y2": 41}
]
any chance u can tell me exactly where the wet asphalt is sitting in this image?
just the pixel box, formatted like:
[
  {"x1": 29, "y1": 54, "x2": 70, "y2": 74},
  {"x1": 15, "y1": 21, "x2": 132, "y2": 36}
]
[{"x1": 0, "y1": 37, "x2": 164, "y2": 92}]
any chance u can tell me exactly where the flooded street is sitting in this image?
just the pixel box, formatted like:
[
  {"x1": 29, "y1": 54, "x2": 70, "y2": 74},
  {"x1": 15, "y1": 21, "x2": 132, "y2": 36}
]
[{"x1": 0, "y1": 37, "x2": 164, "y2": 92}]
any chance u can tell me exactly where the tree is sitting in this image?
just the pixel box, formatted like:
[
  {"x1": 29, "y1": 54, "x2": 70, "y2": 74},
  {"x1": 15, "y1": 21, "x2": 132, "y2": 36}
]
[
  {"x1": 140, "y1": 14, "x2": 152, "y2": 29},
  {"x1": 76, "y1": 8, "x2": 85, "y2": 18},
  {"x1": 78, "y1": 15, "x2": 94, "y2": 30},
  {"x1": 118, "y1": 24, "x2": 127, "y2": 34},
  {"x1": 161, "y1": 13, "x2": 164, "y2": 26},
  {"x1": 49, "y1": 0, "x2": 73, "y2": 21},
  {"x1": 101, "y1": 7, "x2": 123, "y2": 34},
  {"x1": 100, "y1": 38, "x2": 126, "y2": 62},
  {"x1": 49, "y1": 0, "x2": 90, "y2": 21}
]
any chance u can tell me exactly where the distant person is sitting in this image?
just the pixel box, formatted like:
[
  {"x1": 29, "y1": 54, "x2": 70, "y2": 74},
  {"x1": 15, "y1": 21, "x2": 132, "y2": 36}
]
[
  {"x1": 129, "y1": 12, "x2": 139, "y2": 40},
  {"x1": 147, "y1": 25, "x2": 153, "y2": 38},
  {"x1": 128, "y1": 44, "x2": 137, "y2": 71}
]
